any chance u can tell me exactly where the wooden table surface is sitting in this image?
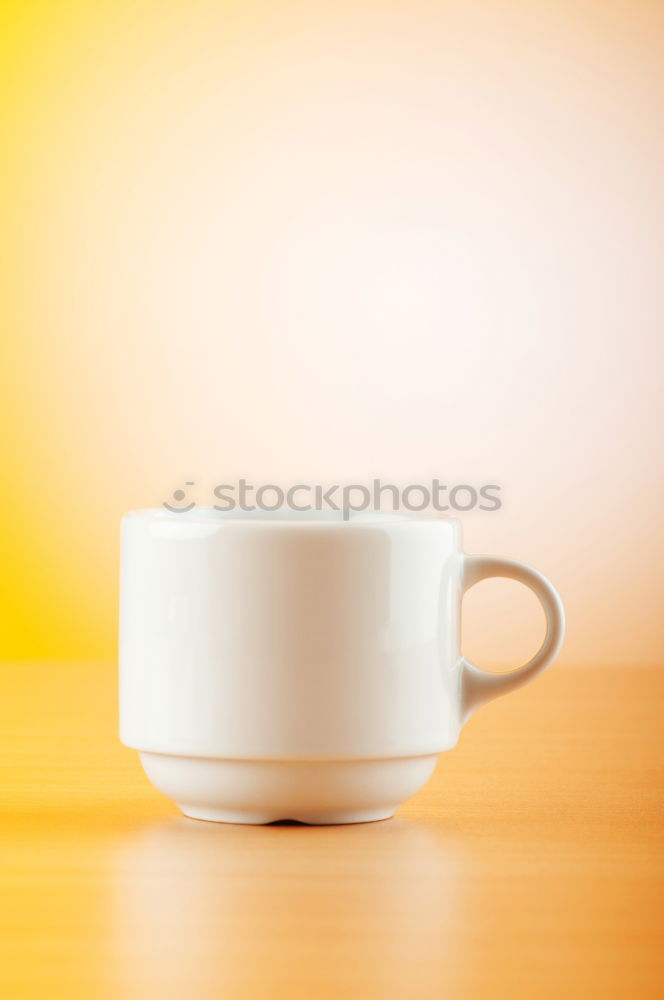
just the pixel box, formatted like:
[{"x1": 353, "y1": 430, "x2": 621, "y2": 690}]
[{"x1": 2, "y1": 662, "x2": 663, "y2": 999}]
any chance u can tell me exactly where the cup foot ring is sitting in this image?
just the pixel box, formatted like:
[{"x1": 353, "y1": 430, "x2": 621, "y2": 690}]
[{"x1": 179, "y1": 805, "x2": 395, "y2": 825}]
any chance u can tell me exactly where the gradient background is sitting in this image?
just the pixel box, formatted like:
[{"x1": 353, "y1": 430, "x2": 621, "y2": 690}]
[{"x1": 1, "y1": 0, "x2": 663, "y2": 669}]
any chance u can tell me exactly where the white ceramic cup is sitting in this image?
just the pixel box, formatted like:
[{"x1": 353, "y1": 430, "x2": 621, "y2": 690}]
[{"x1": 119, "y1": 508, "x2": 565, "y2": 824}]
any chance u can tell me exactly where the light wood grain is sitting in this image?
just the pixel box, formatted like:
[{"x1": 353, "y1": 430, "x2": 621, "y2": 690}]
[{"x1": 1, "y1": 662, "x2": 663, "y2": 999}]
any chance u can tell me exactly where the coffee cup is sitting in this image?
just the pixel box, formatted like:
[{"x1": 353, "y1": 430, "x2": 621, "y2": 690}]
[{"x1": 119, "y1": 508, "x2": 564, "y2": 824}]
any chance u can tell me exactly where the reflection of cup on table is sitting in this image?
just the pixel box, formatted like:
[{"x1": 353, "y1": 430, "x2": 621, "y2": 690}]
[
  {"x1": 108, "y1": 817, "x2": 463, "y2": 999},
  {"x1": 119, "y1": 508, "x2": 564, "y2": 823}
]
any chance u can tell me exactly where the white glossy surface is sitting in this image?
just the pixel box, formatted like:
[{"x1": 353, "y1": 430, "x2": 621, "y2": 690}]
[{"x1": 119, "y1": 509, "x2": 565, "y2": 822}]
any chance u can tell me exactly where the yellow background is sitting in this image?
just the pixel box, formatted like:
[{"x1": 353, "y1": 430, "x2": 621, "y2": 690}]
[{"x1": 1, "y1": 0, "x2": 663, "y2": 665}]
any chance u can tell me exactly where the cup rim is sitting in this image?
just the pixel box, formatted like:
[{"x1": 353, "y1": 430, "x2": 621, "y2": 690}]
[{"x1": 123, "y1": 506, "x2": 459, "y2": 528}]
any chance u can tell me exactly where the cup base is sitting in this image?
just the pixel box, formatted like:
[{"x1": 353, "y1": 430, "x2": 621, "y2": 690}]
[
  {"x1": 139, "y1": 751, "x2": 439, "y2": 826},
  {"x1": 179, "y1": 804, "x2": 395, "y2": 825}
]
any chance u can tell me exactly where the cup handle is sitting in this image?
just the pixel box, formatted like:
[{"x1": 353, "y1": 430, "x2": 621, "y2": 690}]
[{"x1": 460, "y1": 555, "x2": 565, "y2": 724}]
